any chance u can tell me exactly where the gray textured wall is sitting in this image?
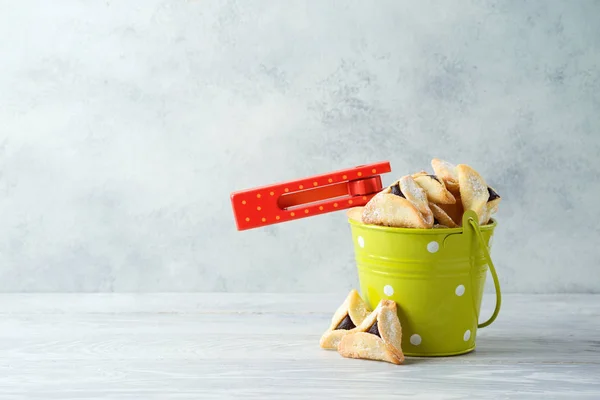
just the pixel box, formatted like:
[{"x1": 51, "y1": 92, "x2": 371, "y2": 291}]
[{"x1": 1, "y1": 0, "x2": 599, "y2": 293}]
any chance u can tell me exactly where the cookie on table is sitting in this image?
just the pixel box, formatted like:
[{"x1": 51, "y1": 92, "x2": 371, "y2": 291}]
[
  {"x1": 320, "y1": 289, "x2": 372, "y2": 350},
  {"x1": 337, "y1": 299, "x2": 405, "y2": 365}
]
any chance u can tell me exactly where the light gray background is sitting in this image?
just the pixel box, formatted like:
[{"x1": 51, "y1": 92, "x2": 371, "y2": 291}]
[{"x1": 1, "y1": 0, "x2": 599, "y2": 293}]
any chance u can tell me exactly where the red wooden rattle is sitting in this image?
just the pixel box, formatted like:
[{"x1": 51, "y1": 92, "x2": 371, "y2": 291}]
[{"x1": 230, "y1": 161, "x2": 392, "y2": 231}]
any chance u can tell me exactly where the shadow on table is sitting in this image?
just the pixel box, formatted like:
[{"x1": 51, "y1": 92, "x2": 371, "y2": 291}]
[
  {"x1": 465, "y1": 334, "x2": 600, "y2": 360},
  {"x1": 401, "y1": 357, "x2": 431, "y2": 365},
  {"x1": 401, "y1": 334, "x2": 600, "y2": 363}
]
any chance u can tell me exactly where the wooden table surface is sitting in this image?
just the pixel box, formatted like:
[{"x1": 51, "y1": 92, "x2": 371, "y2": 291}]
[{"x1": 0, "y1": 293, "x2": 599, "y2": 399}]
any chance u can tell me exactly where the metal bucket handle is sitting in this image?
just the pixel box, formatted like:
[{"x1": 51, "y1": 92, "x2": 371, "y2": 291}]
[{"x1": 464, "y1": 212, "x2": 502, "y2": 328}]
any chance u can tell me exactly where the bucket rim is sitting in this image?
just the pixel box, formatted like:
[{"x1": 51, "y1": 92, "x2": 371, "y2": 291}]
[{"x1": 348, "y1": 217, "x2": 497, "y2": 234}]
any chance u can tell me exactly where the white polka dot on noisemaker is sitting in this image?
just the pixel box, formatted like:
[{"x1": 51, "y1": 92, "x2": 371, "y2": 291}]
[
  {"x1": 427, "y1": 241, "x2": 439, "y2": 253},
  {"x1": 383, "y1": 285, "x2": 394, "y2": 296},
  {"x1": 357, "y1": 236, "x2": 365, "y2": 248},
  {"x1": 410, "y1": 334, "x2": 422, "y2": 346},
  {"x1": 463, "y1": 330, "x2": 471, "y2": 341},
  {"x1": 455, "y1": 284, "x2": 465, "y2": 296}
]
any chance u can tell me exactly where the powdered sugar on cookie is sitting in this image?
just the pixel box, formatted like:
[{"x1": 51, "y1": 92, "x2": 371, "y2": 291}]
[{"x1": 359, "y1": 159, "x2": 500, "y2": 229}]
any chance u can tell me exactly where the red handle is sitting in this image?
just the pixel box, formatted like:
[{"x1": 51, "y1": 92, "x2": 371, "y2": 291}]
[{"x1": 230, "y1": 161, "x2": 391, "y2": 231}]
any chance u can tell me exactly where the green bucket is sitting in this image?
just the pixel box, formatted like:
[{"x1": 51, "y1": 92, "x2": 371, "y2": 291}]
[{"x1": 348, "y1": 210, "x2": 501, "y2": 357}]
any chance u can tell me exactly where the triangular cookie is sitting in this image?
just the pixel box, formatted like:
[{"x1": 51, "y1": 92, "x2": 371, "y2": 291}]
[
  {"x1": 457, "y1": 164, "x2": 489, "y2": 224},
  {"x1": 412, "y1": 173, "x2": 457, "y2": 205},
  {"x1": 398, "y1": 175, "x2": 434, "y2": 226},
  {"x1": 487, "y1": 186, "x2": 501, "y2": 209},
  {"x1": 361, "y1": 191, "x2": 430, "y2": 229},
  {"x1": 480, "y1": 186, "x2": 501, "y2": 224},
  {"x1": 337, "y1": 299, "x2": 405, "y2": 365},
  {"x1": 431, "y1": 158, "x2": 460, "y2": 194},
  {"x1": 319, "y1": 289, "x2": 371, "y2": 349}
]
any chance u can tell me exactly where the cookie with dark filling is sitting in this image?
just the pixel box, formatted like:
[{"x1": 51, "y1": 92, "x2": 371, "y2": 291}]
[
  {"x1": 412, "y1": 173, "x2": 457, "y2": 205},
  {"x1": 319, "y1": 289, "x2": 371, "y2": 349},
  {"x1": 481, "y1": 186, "x2": 501, "y2": 224},
  {"x1": 355, "y1": 161, "x2": 500, "y2": 228},
  {"x1": 361, "y1": 190, "x2": 431, "y2": 229},
  {"x1": 362, "y1": 176, "x2": 435, "y2": 228},
  {"x1": 337, "y1": 299, "x2": 405, "y2": 365}
]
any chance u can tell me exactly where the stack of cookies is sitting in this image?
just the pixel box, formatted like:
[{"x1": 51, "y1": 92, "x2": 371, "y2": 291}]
[
  {"x1": 347, "y1": 158, "x2": 501, "y2": 229},
  {"x1": 320, "y1": 290, "x2": 405, "y2": 365}
]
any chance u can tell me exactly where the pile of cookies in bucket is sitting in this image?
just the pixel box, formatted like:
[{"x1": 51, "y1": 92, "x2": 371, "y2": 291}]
[
  {"x1": 346, "y1": 158, "x2": 501, "y2": 229},
  {"x1": 321, "y1": 159, "x2": 502, "y2": 364}
]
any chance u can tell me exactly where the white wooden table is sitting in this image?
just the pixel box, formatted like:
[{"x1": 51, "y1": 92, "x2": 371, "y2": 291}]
[{"x1": 0, "y1": 294, "x2": 598, "y2": 399}]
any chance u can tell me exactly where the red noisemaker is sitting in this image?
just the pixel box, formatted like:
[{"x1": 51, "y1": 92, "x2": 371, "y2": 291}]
[{"x1": 230, "y1": 161, "x2": 392, "y2": 231}]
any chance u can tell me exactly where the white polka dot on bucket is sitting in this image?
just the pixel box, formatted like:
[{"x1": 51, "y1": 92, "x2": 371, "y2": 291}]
[
  {"x1": 410, "y1": 334, "x2": 422, "y2": 346},
  {"x1": 463, "y1": 330, "x2": 471, "y2": 341},
  {"x1": 455, "y1": 284, "x2": 465, "y2": 296},
  {"x1": 427, "y1": 241, "x2": 439, "y2": 253},
  {"x1": 383, "y1": 285, "x2": 394, "y2": 296},
  {"x1": 357, "y1": 236, "x2": 365, "y2": 248}
]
